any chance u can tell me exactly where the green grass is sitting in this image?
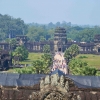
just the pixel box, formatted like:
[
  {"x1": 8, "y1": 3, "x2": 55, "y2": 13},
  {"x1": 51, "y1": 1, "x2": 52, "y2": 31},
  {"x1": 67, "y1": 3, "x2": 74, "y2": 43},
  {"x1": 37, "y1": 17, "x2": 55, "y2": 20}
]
[
  {"x1": 19, "y1": 53, "x2": 43, "y2": 64},
  {"x1": 76, "y1": 54, "x2": 100, "y2": 68},
  {"x1": 8, "y1": 53, "x2": 43, "y2": 73}
]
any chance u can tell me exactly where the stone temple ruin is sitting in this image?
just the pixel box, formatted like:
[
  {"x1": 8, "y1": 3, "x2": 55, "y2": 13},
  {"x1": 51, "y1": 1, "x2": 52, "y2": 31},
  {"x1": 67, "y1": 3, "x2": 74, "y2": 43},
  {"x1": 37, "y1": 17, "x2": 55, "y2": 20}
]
[
  {"x1": 0, "y1": 50, "x2": 12, "y2": 70},
  {"x1": 0, "y1": 27, "x2": 100, "y2": 99},
  {"x1": 0, "y1": 69, "x2": 100, "y2": 100},
  {"x1": 0, "y1": 27, "x2": 100, "y2": 54}
]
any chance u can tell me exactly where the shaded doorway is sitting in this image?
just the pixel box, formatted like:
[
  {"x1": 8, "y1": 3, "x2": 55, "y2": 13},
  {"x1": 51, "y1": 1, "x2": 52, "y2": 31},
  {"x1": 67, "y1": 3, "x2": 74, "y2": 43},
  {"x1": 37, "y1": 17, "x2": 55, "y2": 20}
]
[
  {"x1": 58, "y1": 48, "x2": 61, "y2": 52},
  {"x1": 98, "y1": 48, "x2": 100, "y2": 52}
]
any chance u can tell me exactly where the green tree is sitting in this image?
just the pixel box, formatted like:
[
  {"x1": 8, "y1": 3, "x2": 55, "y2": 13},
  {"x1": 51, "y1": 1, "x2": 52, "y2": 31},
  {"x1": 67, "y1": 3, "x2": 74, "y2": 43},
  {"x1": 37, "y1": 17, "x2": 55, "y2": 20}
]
[
  {"x1": 40, "y1": 36, "x2": 46, "y2": 41},
  {"x1": 43, "y1": 44, "x2": 50, "y2": 53},
  {"x1": 67, "y1": 38, "x2": 72, "y2": 42},
  {"x1": 64, "y1": 44, "x2": 79, "y2": 63},
  {"x1": 13, "y1": 45, "x2": 29, "y2": 61},
  {"x1": 31, "y1": 53, "x2": 52, "y2": 74},
  {"x1": 0, "y1": 31, "x2": 5, "y2": 42},
  {"x1": 96, "y1": 71, "x2": 100, "y2": 76},
  {"x1": 42, "y1": 53, "x2": 52, "y2": 68},
  {"x1": 0, "y1": 14, "x2": 28, "y2": 40},
  {"x1": 12, "y1": 52, "x2": 53, "y2": 74},
  {"x1": 68, "y1": 59, "x2": 97, "y2": 75},
  {"x1": 27, "y1": 26, "x2": 48, "y2": 41},
  {"x1": 64, "y1": 49, "x2": 71, "y2": 63},
  {"x1": 69, "y1": 44, "x2": 79, "y2": 58},
  {"x1": 6, "y1": 38, "x2": 17, "y2": 50},
  {"x1": 32, "y1": 60, "x2": 44, "y2": 74}
]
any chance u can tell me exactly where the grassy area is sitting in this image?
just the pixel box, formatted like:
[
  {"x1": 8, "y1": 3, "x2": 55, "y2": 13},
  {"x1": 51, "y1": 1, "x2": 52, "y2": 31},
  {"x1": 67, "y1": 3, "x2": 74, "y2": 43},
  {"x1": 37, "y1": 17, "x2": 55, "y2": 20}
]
[
  {"x1": 76, "y1": 54, "x2": 100, "y2": 68},
  {"x1": 9, "y1": 53, "x2": 100, "y2": 73},
  {"x1": 16, "y1": 53, "x2": 100, "y2": 68},
  {"x1": 8, "y1": 53, "x2": 43, "y2": 73},
  {"x1": 19, "y1": 53, "x2": 43, "y2": 64}
]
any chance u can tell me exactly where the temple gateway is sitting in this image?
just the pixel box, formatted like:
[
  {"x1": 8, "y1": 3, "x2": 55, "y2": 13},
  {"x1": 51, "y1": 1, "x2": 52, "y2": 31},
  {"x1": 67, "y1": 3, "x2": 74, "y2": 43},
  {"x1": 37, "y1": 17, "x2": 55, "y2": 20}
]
[{"x1": 0, "y1": 27, "x2": 100, "y2": 54}]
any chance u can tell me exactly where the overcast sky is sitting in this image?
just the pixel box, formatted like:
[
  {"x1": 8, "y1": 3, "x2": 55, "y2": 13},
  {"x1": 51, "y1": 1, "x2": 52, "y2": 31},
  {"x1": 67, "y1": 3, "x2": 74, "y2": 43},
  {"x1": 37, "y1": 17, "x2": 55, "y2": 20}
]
[{"x1": 0, "y1": 0, "x2": 100, "y2": 25}]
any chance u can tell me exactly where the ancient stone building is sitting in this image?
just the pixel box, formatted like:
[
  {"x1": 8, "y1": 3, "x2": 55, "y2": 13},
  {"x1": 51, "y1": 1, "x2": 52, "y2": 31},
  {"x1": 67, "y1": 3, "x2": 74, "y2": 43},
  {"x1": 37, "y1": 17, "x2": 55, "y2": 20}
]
[
  {"x1": 0, "y1": 70, "x2": 100, "y2": 100},
  {"x1": 0, "y1": 27, "x2": 100, "y2": 54},
  {"x1": 0, "y1": 50, "x2": 12, "y2": 70},
  {"x1": 93, "y1": 34, "x2": 100, "y2": 53},
  {"x1": 54, "y1": 27, "x2": 67, "y2": 52}
]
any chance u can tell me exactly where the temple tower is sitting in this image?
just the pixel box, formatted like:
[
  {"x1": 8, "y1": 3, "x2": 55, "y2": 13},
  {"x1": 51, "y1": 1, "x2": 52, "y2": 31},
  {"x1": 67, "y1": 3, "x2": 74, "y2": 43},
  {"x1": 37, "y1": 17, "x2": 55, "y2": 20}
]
[
  {"x1": 94, "y1": 34, "x2": 100, "y2": 53},
  {"x1": 54, "y1": 27, "x2": 67, "y2": 52}
]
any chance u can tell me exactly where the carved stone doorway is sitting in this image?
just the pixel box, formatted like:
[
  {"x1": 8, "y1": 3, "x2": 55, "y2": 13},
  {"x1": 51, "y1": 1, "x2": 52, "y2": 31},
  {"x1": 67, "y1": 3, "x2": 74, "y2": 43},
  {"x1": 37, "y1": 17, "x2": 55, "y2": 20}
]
[{"x1": 57, "y1": 41, "x2": 63, "y2": 52}]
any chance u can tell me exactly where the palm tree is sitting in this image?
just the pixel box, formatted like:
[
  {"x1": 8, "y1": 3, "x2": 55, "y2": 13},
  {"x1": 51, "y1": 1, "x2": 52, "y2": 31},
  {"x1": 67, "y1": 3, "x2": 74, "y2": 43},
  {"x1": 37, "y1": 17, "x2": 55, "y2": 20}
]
[
  {"x1": 43, "y1": 44, "x2": 50, "y2": 53},
  {"x1": 64, "y1": 44, "x2": 79, "y2": 61},
  {"x1": 32, "y1": 60, "x2": 43, "y2": 74}
]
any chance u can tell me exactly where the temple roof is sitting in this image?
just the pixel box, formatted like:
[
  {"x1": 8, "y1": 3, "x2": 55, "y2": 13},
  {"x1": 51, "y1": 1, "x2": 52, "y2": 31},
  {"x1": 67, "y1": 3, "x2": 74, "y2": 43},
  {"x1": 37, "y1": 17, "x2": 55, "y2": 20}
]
[
  {"x1": 51, "y1": 69, "x2": 100, "y2": 88},
  {"x1": 66, "y1": 75, "x2": 100, "y2": 88},
  {"x1": 0, "y1": 71, "x2": 100, "y2": 88},
  {"x1": 0, "y1": 73, "x2": 46, "y2": 86}
]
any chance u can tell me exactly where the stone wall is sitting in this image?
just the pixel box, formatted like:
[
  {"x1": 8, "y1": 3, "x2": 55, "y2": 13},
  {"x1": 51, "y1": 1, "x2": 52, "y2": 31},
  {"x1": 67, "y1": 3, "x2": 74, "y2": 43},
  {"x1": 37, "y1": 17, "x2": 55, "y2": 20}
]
[{"x1": 0, "y1": 89, "x2": 33, "y2": 100}]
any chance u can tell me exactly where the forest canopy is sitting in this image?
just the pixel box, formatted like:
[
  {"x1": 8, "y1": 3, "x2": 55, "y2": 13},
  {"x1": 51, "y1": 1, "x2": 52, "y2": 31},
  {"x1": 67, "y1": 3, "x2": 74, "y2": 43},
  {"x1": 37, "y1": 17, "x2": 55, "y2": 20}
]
[
  {"x1": 0, "y1": 14, "x2": 100, "y2": 42},
  {"x1": 0, "y1": 14, "x2": 28, "y2": 41}
]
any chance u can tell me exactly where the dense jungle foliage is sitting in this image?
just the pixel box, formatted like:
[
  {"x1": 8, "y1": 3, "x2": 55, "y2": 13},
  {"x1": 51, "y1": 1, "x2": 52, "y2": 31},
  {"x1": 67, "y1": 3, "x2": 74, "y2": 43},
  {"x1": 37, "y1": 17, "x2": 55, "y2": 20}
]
[{"x1": 1, "y1": 14, "x2": 100, "y2": 42}]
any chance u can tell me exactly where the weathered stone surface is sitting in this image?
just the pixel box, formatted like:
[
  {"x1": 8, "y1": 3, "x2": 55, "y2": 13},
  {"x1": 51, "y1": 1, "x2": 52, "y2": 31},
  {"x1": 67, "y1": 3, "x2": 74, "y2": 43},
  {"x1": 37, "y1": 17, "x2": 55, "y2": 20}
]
[
  {"x1": 65, "y1": 81, "x2": 69, "y2": 92},
  {"x1": 51, "y1": 74, "x2": 59, "y2": 86},
  {"x1": 60, "y1": 75, "x2": 65, "y2": 88},
  {"x1": 44, "y1": 75, "x2": 50, "y2": 85},
  {"x1": 40, "y1": 74, "x2": 69, "y2": 92},
  {"x1": 37, "y1": 74, "x2": 81, "y2": 100},
  {"x1": 40, "y1": 79, "x2": 44, "y2": 89}
]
